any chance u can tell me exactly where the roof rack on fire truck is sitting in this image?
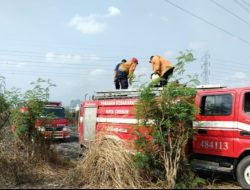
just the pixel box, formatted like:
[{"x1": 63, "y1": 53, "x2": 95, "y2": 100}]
[
  {"x1": 93, "y1": 87, "x2": 164, "y2": 100},
  {"x1": 196, "y1": 84, "x2": 227, "y2": 90},
  {"x1": 44, "y1": 101, "x2": 62, "y2": 107},
  {"x1": 92, "y1": 84, "x2": 227, "y2": 100}
]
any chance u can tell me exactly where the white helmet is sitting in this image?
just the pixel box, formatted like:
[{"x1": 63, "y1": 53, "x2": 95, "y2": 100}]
[{"x1": 151, "y1": 73, "x2": 160, "y2": 81}]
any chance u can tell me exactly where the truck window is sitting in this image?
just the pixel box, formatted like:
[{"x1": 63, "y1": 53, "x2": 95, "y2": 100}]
[
  {"x1": 244, "y1": 92, "x2": 250, "y2": 115},
  {"x1": 200, "y1": 94, "x2": 232, "y2": 116},
  {"x1": 43, "y1": 107, "x2": 65, "y2": 118}
]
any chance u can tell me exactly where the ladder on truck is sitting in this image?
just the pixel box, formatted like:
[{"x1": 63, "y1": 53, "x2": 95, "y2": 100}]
[
  {"x1": 196, "y1": 84, "x2": 227, "y2": 90},
  {"x1": 93, "y1": 88, "x2": 164, "y2": 100},
  {"x1": 92, "y1": 84, "x2": 227, "y2": 100}
]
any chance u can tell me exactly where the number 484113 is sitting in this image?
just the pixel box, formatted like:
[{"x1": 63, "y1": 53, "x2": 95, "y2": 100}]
[{"x1": 200, "y1": 140, "x2": 229, "y2": 150}]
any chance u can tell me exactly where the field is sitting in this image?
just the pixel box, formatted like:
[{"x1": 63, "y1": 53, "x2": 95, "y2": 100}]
[{"x1": 0, "y1": 125, "x2": 242, "y2": 189}]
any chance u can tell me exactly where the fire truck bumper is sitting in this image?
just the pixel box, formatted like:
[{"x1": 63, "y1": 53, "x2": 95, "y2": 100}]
[{"x1": 43, "y1": 131, "x2": 70, "y2": 139}]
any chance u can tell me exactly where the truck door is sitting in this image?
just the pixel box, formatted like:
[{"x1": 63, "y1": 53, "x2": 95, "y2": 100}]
[
  {"x1": 83, "y1": 106, "x2": 97, "y2": 141},
  {"x1": 193, "y1": 90, "x2": 236, "y2": 157},
  {"x1": 235, "y1": 90, "x2": 250, "y2": 157}
]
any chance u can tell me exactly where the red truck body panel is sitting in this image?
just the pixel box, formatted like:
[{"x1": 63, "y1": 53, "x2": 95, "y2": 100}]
[{"x1": 78, "y1": 99, "x2": 137, "y2": 145}]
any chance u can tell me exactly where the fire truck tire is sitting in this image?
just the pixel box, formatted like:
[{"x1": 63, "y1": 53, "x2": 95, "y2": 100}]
[{"x1": 236, "y1": 156, "x2": 250, "y2": 189}]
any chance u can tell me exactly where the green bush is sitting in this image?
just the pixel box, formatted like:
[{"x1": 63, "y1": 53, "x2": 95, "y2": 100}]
[
  {"x1": 7, "y1": 78, "x2": 56, "y2": 158},
  {"x1": 134, "y1": 51, "x2": 203, "y2": 188}
]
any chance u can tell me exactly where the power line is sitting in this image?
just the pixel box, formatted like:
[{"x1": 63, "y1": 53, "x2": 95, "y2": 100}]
[
  {"x1": 1, "y1": 61, "x2": 249, "y2": 76},
  {"x1": 164, "y1": 0, "x2": 250, "y2": 45},
  {"x1": 0, "y1": 57, "x2": 156, "y2": 68},
  {"x1": 1, "y1": 48, "x2": 249, "y2": 66},
  {"x1": 1, "y1": 37, "x2": 150, "y2": 53},
  {"x1": 1, "y1": 57, "x2": 250, "y2": 73},
  {"x1": 0, "y1": 59, "x2": 115, "y2": 67},
  {"x1": 0, "y1": 52, "x2": 249, "y2": 67},
  {"x1": 0, "y1": 50, "x2": 156, "y2": 65},
  {"x1": 210, "y1": 0, "x2": 250, "y2": 26},
  {"x1": 0, "y1": 62, "x2": 113, "y2": 71},
  {"x1": 1, "y1": 72, "x2": 86, "y2": 78},
  {"x1": 241, "y1": 0, "x2": 250, "y2": 6},
  {"x1": 0, "y1": 69, "x2": 113, "y2": 77},
  {"x1": 2, "y1": 60, "x2": 249, "y2": 71},
  {"x1": 0, "y1": 69, "x2": 103, "y2": 76},
  {"x1": 0, "y1": 50, "x2": 122, "y2": 60},
  {"x1": 234, "y1": 0, "x2": 250, "y2": 13}
]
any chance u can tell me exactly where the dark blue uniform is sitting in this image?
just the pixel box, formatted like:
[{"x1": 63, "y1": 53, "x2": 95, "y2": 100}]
[{"x1": 114, "y1": 63, "x2": 121, "y2": 89}]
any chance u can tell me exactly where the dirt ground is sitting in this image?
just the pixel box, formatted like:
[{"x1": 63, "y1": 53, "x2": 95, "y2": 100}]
[
  {"x1": 54, "y1": 125, "x2": 242, "y2": 189},
  {"x1": 198, "y1": 172, "x2": 241, "y2": 189},
  {"x1": 6, "y1": 125, "x2": 242, "y2": 189}
]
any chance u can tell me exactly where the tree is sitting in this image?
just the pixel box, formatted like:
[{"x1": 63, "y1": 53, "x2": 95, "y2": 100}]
[
  {"x1": 134, "y1": 51, "x2": 204, "y2": 188},
  {"x1": 9, "y1": 78, "x2": 56, "y2": 157}
]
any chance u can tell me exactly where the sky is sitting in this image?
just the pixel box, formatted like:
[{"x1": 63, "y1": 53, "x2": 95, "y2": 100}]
[{"x1": 0, "y1": 0, "x2": 249, "y2": 106}]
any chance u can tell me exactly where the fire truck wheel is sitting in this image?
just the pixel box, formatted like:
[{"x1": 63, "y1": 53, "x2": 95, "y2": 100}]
[{"x1": 236, "y1": 156, "x2": 250, "y2": 189}]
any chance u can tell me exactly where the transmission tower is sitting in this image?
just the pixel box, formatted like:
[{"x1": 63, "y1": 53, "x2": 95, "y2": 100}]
[
  {"x1": 0, "y1": 77, "x2": 5, "y2": 94},
  {"x1": 201, "y1": 52, "x2": 210, "y2": 84}
]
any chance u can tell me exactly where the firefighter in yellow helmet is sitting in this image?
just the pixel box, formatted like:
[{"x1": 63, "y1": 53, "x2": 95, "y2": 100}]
[
  {"x1": 116, "y1": 58, "x2": 139, "y2": 89},
  {"x1": 149, "y1": 55, "x2": 174, "y2": 87}
]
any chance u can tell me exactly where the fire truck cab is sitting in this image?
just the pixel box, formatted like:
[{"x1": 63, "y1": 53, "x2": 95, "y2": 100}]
[
  {"x1": 192, "y1": 85, "x2": 250, "y2": 189},
  {"x1": 78, "y1": 86, "x2": 250, "y2": 189},
  {"x1": 36, "y1": 101, "x2": 70, "y2": 140}
]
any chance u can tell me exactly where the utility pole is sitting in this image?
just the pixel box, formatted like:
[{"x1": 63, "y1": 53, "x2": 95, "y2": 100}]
[{"x1": 201, "y1": 52, "x2": 210, "y2": 84}]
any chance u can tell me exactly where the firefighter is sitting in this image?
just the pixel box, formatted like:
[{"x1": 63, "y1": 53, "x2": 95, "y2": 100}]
[
  {"x1": 116, "y1": 58, "x2": 139, "y2": 89},
  {"x1": 149, "y1": 55, "x2": 174, "y2": 87},
  {"x1": 114, "y1": 59, "x2": 127, "y2": 89}
]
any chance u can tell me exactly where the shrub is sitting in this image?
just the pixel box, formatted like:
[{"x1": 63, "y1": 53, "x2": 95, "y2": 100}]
[{"x1": 134, "y1": 51, "x2": 204, "y2": 188}]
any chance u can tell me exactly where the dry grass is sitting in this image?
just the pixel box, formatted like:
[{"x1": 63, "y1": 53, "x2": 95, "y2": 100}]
[
  {"x1": 66, "y1": 137, "x2": 145, "y2": 189},
  {"x1": 0, "y1": 137, "x2": 29, "y2": 186},
  {"x1": 0, "y1": 155, "x2": 28, "y2": 186},
  {"x1": 0, "y1": 130, "x2": 219, "y2": 189},
  {"x1": 0, "y1": 134, "x2": 73, "y2": 188}
]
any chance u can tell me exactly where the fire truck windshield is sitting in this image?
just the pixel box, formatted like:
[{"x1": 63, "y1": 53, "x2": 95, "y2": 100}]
[{"x1": 42, "y1": 107, "x2": 65, "y2": 118}]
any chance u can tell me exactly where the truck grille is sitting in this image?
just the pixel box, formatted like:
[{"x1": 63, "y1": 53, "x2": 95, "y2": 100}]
[{"x1": 45, "y1": 126, "x2": 64, "y2": 131}]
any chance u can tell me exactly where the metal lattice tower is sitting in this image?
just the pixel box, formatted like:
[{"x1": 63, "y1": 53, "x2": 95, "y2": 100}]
[
  {"x1": 201, "y1": 52, "x2": 211, "y2": 84},
  {"x1": 0, "y1": 77, "x2": 5, "y2": 94}
]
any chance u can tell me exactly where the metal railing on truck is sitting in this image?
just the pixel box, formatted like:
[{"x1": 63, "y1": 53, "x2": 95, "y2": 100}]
[{"x1": 92, "y1": 84, "x2": 227, "y2": 100}]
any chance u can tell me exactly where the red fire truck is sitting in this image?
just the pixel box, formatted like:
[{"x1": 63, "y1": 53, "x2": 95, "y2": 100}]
[
  {"x1": 17, "y1": 101, "x2": 70, "y2": 140},
  {"x1": 78, "y1": 85, "x2": 250, "y2": 188},
  {"x1": 36, "y1": 101, "x2": 70, "y2": 140}
]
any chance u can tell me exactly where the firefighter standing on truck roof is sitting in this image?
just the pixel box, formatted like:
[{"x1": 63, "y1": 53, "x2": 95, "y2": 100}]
[
  {"x1": 149, "y1": 55, "x2": 174, "y2": 87},
  {"x1": 114, "y1": 59, "x2": 127, "y2": 90},
  {"x1": 116, "y1": 58, "x2": 138, "y2": 89}
]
